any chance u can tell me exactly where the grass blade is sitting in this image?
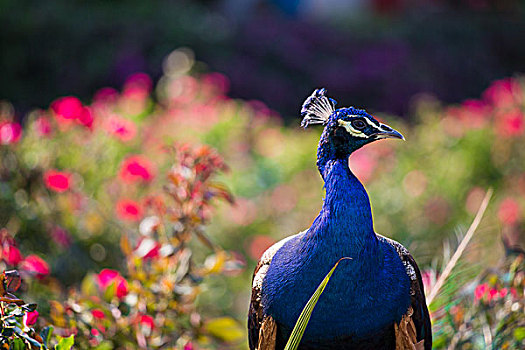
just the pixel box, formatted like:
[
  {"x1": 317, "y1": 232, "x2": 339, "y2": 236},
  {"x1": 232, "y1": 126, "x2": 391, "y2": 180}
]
[
  {"x1": 283, "y1": 257, "x2": 351, "y2": 350},
  {"x1": 426, "y1": 188, "x2": 493, "y2": 305}
]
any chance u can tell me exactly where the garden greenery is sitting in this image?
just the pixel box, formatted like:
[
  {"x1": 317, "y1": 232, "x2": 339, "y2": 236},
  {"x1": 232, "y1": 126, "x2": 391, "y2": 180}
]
[{"x1": 0, "y1": 50, "x2": 523, "y2": 348}]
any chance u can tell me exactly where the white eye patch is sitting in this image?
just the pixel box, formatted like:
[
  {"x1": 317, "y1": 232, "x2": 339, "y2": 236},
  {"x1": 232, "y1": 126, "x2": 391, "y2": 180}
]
[{"x1": 338, "y1": 119, "x2": 368, "y2": 138}]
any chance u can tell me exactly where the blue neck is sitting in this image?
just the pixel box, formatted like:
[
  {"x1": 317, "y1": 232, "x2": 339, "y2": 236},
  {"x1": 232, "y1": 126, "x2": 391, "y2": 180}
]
[{"x1": 304, "y1": 156, "x2": 378, "y2": 257}]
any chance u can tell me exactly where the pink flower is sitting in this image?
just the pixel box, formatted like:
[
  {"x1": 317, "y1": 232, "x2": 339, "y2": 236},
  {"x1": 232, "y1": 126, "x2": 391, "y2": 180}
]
[
  {"x1": 91, "y1": 328, "x2": 100, "y2": 337},
  {"x1": 487, "y1": 288, "x2": 499, "y2": 301},
  {"x1": 458, "y1": 99, "x2": 490, "y2": 129},
  {"x1": 119, "y1": 156, "x2": 155, "y2": 183},
  {"x1": 123, "y1": 73, "x2": 152, "y2": 99},
  {"x1": 183, "y1": 342, "x2": 194, "y2": 350},
  {"x1": 24, "y1": 310, "x2": 39, "y2": 326},
  {"x1": 91, "y1": 309, "x2": 105, "y2": 320},
  {"x1": 139, "y1": 315, "x2": 155, "y2": 329},
  {"x1": 105, "y1": 116, "x2": 137, "y2": 142},
  {"x1": 116, "y1": 199, "x2": 143, "y2": 222},
  {"x1": 44, "y1": 170, "x2": 72, "y2": 193},
  {"x1": 202, "y1": 72, "x2": 230, "y2": 96},
  {"x1": 499, "y1": 288, "x2": 508, "y2": 298},
  {"x1": 498, "y1": 198, "x2": 521, "y2": 225},
  {"x1": 97, "y1": 269, "x2": 119, "y2": 288},
  {"x1": 94, "y1": 87, "x2": 119, "y2": 104},
  {"x1": 474, "y1": 283, "x2": 488, "y2": 301},
  {"x1": 51, "y1": 96, "x2": 84, "y2": 120},
  {"x1": 483, "y1": 77, "x2": 522, "y2": 108},
  {"x1": 77, "y1": 107, "x2": 94, "y2": 129},
  {"x1": 138, "y1": 314, "x2": 155, "y2": 336},
  {"x1": 496, "y1": 110, "x2": 524, "y2": 136},
  {"x1": 97, "y1": 269, "x2": 128, "y2": 299},
  {"x1": 20, "y1": 255, "x2": 50, "y2": 279},
  {"x1": 50, "y1": 227, "x2": 72, "y2": 248},
  {"x1": 4, "y1": 245, "x2": 23, "y2": 266},
  {"x1": 0, "y1": 122, "x2": 22, "y2": 144},
  {"x1": 35, "y1": 117, "x2": 52, "y2": 136}
]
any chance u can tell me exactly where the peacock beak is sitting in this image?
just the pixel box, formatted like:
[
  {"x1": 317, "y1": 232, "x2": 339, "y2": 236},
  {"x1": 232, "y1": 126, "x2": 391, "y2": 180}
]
[{"x1": 372, "y1": 124, "x2": 405, "y2": 141}]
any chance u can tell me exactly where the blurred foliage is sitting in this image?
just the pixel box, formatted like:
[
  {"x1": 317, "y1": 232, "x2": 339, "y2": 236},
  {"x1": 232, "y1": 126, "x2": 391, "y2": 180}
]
[
  {"x1": 0, "y1": 49, "x2": 524, "y2": 348},
  {"x1": 0, "y1": 269, "x2": 74, "y2": 349}
]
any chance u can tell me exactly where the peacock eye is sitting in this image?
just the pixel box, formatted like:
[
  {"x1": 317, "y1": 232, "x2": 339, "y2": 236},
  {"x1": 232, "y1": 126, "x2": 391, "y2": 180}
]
[{"x1": 352, "y1": 119, "x2": 366, "y2": 130}]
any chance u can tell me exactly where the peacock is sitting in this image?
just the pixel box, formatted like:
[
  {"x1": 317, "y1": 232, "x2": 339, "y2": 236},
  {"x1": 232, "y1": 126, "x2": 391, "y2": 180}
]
[{"x1": 248, "y1": 89, "x2": 431, "y2": 350}]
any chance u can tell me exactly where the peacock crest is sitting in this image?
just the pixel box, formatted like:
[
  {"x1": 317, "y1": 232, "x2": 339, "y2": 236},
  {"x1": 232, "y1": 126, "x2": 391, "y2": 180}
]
[{"x1": 300, "y1": 88, "x2": 337, "y2": 128}]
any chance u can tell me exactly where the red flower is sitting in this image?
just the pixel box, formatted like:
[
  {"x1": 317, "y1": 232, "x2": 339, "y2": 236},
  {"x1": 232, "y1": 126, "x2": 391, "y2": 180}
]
[
  {"x1": 51, "y1": 96, "x2": 83, "y2": 120},
  {"x1": 498, "y1": 198, "x2": 521, "y2": 225},
  {"x1": 24, "y1": 310, "x2": 39, "y2": 326},
  {"x1": 139, "y1": 315, "x2": 155, "y2": 329},
  {"x1": 496, "y1": 110, "x2": 524, "y2": 136},
  {"x1": 77, "y1": 107, "x2": 94, "y2": 128},
  {"x1": 44, "y1": 170, "x2": 72, "y2": 193},
  {"x1": 0, "y1": 231, "x2": 23, "y2": 266},
  {"x1": 105, "y1": 116, "x2": 137, "y2": 142},
  {"x1": 0, "y1": 122, "x2": 22, "y2": 144},
  {"x1": 483, "y1": 77, "x2": 522, "y2": 108},
  {"x1": 91, "y1": 309, "x2": 105, "y2": 320},
  {"x1": 119, "y1": 156, "x2": 155, "y2": 183},
  {"x1": 94, "y1": 87, "x2": 119, "y2": 104},
  {"x1": 4, "y1": 245, "x2": 23, "y2": 266},
  {"x1": 474, "y1": 283, "x2": 488, "y2": 301},
  {"x1": 96, "y1": 269, "x2": 128, "y2": 299},
  {"x1": 20, "y1": 255, "x2": 50, "y2": 279},
  {"x1": 116, "y1": 199, "x2": 143, "y2": 222},
  {"x1": 138, "y1": 314, "x2": 155, "y2": 336},
  {"x1": 487, "y1": 287, "x2": 499, "y2": 301},
  {"x1": 123, "y1": 73, "x2": 152, "y2": 99},
  {"x1": 458, "y1": 99, "x2": 490, "y2": 129}
]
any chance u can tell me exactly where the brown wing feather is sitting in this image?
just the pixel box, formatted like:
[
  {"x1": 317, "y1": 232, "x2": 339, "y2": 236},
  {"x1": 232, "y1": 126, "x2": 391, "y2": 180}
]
[
  {"x1": 248, "y1": 233, "x2": 301, "y2": 350},
  {"x1": 378, "y1": 235, "x2": 432, "y2": 350},
  {"x1": 258, "y1": 316, "x2": 278, "y2": 350},
  {"x1": 248, "y1": 259, "x2": 266, "y2": 349}
]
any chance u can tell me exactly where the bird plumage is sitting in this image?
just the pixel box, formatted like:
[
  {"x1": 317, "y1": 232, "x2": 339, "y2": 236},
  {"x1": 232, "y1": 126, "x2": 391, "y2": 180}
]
[{"x1": 248, "y1": 89, "x2": 431, "y2": 350}]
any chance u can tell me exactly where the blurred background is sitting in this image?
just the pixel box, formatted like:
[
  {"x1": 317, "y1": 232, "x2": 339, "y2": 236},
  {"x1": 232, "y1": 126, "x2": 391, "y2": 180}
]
[
  {"x1": 3, "y1": 0, "x2": 525, "y2": 118},
  {"x1": 1, "y1": 0, "x2": 524, "y2": 349}
]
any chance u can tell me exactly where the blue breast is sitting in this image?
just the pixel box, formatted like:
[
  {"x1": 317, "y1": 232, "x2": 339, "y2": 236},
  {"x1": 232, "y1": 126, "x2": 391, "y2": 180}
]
[{"x1": 261, "y1": 159, "x2": 411, "y2": 342}]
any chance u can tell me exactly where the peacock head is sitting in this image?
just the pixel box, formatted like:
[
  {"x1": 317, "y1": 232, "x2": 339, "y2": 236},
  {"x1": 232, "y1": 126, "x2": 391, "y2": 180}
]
[{"x1": 301, "y1": 88, "x2": 404, "y2": 161}]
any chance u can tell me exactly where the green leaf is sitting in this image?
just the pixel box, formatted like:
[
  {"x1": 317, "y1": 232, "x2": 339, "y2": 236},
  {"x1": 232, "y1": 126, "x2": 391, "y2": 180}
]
[
  {"x1": 55, "y1": 335, "x2": 75, "y2": 350},
  {"x1": 514, "y1": 327, "x2": 525, "y2": 341},
  {"x1": 205, "y1": 317, "x2": 244, "y2": 343},
  {"x1": 103, "y1": 281, "x2": 116, "y2": 301},
  {"x1": 93, "y1": 340, "x2": 113, "y2": 350},
  {"x1": 40, "y1": 326, "x2": 54, "y2": 347},
  {"x1": 284, "y1": 257, "x2": 351, "y2": 350},
  {"x1": 13, "y1": 326, "x2": 43, "y2": 348},
  {"x1": 80, "y1": 274, "x2": 97, "y2": 296},
  {"x1": 10, "y1": 338, "x2": 26, "y2": 350}
]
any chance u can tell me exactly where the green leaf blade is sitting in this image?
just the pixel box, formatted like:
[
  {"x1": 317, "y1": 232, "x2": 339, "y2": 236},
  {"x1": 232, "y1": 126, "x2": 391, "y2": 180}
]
[{"x1": 283, "y1": 257, "x2": 351, "y2": 350}]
